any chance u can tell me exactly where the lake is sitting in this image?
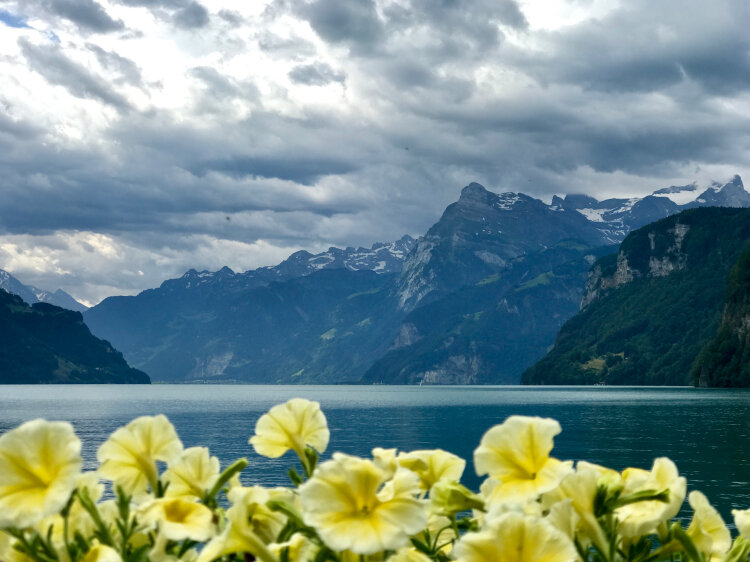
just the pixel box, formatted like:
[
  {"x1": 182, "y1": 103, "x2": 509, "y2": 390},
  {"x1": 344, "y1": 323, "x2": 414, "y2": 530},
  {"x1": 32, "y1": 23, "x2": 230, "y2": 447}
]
[{"x1": 1, "y1": 385, "x2": 749, "y2": 523}]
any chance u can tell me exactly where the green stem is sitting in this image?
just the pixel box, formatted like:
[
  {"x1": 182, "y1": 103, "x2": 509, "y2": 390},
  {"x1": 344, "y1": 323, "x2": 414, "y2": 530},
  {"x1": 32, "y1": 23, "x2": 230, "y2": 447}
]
[
  {"x1": 77, "y1": 488, "x2": 115, "y2": 547},
  {"x1": 204, "y1": 458, "x2": 249, "y2": 505}
]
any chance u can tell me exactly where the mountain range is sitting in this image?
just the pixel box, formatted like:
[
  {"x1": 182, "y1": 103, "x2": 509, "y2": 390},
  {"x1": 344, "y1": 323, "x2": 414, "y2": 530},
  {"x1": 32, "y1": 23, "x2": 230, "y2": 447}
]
[
  {"x1": 0, "y1": 269, "x2": 88, "y2": 312},
  {"x1": 82, "y1": 175, "x2": 750, "y2": 384}
]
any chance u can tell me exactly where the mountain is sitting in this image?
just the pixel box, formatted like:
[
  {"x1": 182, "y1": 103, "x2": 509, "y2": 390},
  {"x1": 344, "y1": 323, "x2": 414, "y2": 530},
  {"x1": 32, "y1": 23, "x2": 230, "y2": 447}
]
[
  {"x1": 395, "y1": 184, "x2": 608, "y2": 311},
  {"x1": 0, "y1": 289, "x2": 149, "y2": 384},
  {"x1": 84, "y1": 175, "x2": 750, "y2": 384},
  {"x1": 397, "y1": 176, "x2": 748, "y2": 311},
  {"x1": 86, "y1": 269, "x2": 401, "y2": 383},
  {"x1": 364, "y1": 243, "x2": 614, "y2": 384},
  {"x1": 691, "y1": 247, "x2": 750, "y2": 387},
  {"x1": 83, "y1": 237, "x2": 414, "y2": 383},
  {"x1": 152, "y1": 235, "x2": 415, "y2": 298},
  {"x1": 0, "y1": 269, "x2": 88, "y2": 312},
  {"x1": 521, "y1": 207, "x2": 750, "y2": 386}
]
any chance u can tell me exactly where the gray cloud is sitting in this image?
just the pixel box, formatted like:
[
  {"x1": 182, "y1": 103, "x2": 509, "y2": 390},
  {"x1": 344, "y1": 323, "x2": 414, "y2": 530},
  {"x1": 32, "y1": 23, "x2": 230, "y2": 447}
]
[
  {"x1": 288, "y1": 62, "x2": 345, "y2": 86},
  {"x1": 172, "y1": 1, "x2": 209, "y2": 28},
  {"x1": 1, "y1": 0, "x2": 750, "y2": 303},
  {"x1": 517, "y1": 0, "x2": 750, "y2": 95},
  {"x1": 192, "y1": 155, "x2": 358, "y2": 186},
  {"x1": 297, "y1": 0, "x2": 384, "y2": 54},
  {"x1": 257, "y1": 33, "x2": 317, "y2": 60},
  {"x1": 86, "y1": 44, "x2": 143, "y2": 86},
  {"x1": 217, "y1": 9, "x2": 243, "y2": 26},
  {"x1": 112, "y1": 0, "x2": 210, "y2": 29},
  {"x1": 5, "y1": 0, "x2": 125, "y2": 33},
  {"x1": 19, "y1": 39, "x2": 131, "y2": 110}
]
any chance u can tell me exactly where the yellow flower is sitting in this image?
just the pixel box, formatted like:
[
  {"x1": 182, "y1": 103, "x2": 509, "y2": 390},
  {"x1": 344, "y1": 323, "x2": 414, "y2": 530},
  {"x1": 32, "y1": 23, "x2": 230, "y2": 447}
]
[
  {"x1": 0, "y1": 419, "x2": 82, "y2": 529},
  {"x1": 542, "y1": 467, "x2": 606, "y2": 551},
  {"x1": 197, "y1": 487, "x2": 281, "y2": 562},
  {"x1": 397, "y1": 449, "x2": 466, "y2": 490},
  {"x1": 732, "y1": 508, "x2": 750, "y2": 538},
  {"x1": 98, "y1": 415, "x2": 183, "y2": 496},
  {"x1": 474, "y1": 416, "x2": 573, "y2": 505},
  {"x1": 454, "y1": 512, "x2": 578, "y2": 562},
  {"x1": 686, "y1": 491, "x2": 731, "y2": 561},
  {"x1": 269, "y1": 534, "x2": 317, "y2": 562},
  {"x1": 372, "y1": 447, "x2": 398, "y2": 478},
  {"x1": 426, "y1": 513, "x2": 458, "y2": 554},
  {"x1": 546, "y1": 498, "x2": 580, "y2": 541},
  {"x1": 299, "y1": 453, "x2": 427, "y2": 555},
  {"x1": 226, "y1": 486, "x2": 289, "y2": 544},
  {"x1": 576, "y1": 461, "x2": 622, "y2": 490},
  {"x1": 616, "y1": 458, "x2": 686, "y2": 537},
  {"x1": 139, "y1": 497, "x2": 215, "y2": 542},
  {"x1": 34, "y1": 472, "x2": 105, "y2": 552},
  {"x1": 249, "y1": 398, "x2": 329, "y2": 460},
  {"x1": 430, "y1": 480, "x2": 484, "y2": 515},
  {"x1": 82, "y1": 544, "x2": 122, "y2": 562},
  {"x1": 163, "y1": 447, "x2": 220, "y2": 500},
  {"x1": 389, "y1": 547, "x2": 433, "y2": 562}
]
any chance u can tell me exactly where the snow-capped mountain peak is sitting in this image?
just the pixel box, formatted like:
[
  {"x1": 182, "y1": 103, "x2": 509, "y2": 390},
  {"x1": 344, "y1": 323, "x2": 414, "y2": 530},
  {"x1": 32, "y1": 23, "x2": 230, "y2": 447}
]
[{"x1": 0, "y1": 269, "x2": 88, "y2": 312}]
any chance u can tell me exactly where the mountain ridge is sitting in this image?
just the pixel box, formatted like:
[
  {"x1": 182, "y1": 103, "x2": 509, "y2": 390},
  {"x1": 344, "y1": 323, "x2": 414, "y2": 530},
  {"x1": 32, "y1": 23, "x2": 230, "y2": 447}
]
[
  {"x1": 84, "y1": 174, "x2": 750, "y2": 384},
  {"x1": 0, "y1": 269, "x2": 88, "y2": 312},
  {"x1": 0, "y1": 288, "x2": 149, "y2": 384}
]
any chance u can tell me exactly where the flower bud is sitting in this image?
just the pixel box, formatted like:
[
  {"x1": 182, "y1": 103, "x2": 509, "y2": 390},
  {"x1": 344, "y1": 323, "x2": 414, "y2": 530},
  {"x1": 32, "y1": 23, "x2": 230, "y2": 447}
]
[{"x1": 431, "y1": 480, "x2": 484, "y2": 515}]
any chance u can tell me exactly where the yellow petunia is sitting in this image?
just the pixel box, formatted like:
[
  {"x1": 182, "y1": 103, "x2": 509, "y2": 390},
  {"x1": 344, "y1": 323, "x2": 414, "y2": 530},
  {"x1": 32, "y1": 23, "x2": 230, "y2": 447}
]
[
  {"x1": 197, "y1": 487, "x2": 281, "y2": 562},
  {"x1": 34, "y1": 472, "x2": 105, "y2": 552},
  {"x1": 269, "y1": 534, "x2": 317, "y2": 562},
  {"x1": 139, "y1": 497, "x2": 215, "y2": 542},
  {"x1": 542, "y1": 466, "x2": 607, "y2": 551},
  {"x1": 397, "y1": 449, "x2": 466, "y2": 491},
  {"x1": 372, "y1": 447, "x2": 398, "y2": 478},
  {"x1": 425, "y1": 513, "x2": 458, "y2": 554},
  {"x1": 226, "y1": 485, "x2": 289, "y2": 544},
  {"x1": 616, "y1": 457, "x2": 686, "y2": 537},
  {"x1": 454, "y1": 512, "x2": 578, "y2": 562},
  {"x1": 163, "y1": 447, "x2": 220, "y2": 500},
  {"x1": 98, "y1": 415, "x2": 183, "y2": 496},
  {"x1": 546, "y1": 498, "x2": 580, "y2": 541},
  {"x1": 81, "y1": 544, "x2": 123, "y2": 562},
  {"x1": 249, "y1": 398, "x2": 329, "y2": 460},
  {"x1": 733, "y1": 508, "x2": 750, "y2": 538},
  {"x1": 0, "y1": 419, "x2": 82, "y2": 529},
  {"x1": 474, "y1": 416, "x2": 573, "y2": 505},
  {"x1": 686, "y1": 491, "x2": 731, "y2": 561},
  {"x1": 388, "y1": 547, "x2": 433, "y2": 562},
  {"x1": 430, "y1": 479, "x2": 484, "y2": 515},
  {"x1": 299, "y1": 453, "x2": 427, "y2": 555}
]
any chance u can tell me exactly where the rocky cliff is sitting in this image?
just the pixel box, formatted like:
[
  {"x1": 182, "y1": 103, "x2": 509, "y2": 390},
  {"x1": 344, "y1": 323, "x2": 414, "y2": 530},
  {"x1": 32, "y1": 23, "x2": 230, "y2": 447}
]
[{"x1": 522, "y1": 207, "x2": 750, "y2": 386}]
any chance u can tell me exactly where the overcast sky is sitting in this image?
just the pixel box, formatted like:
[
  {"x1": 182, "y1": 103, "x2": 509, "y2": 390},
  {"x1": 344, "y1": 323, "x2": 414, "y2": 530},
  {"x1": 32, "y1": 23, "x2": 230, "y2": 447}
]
[{"x1": 0, "y1": 0, "x2": 748, "y2": 305}]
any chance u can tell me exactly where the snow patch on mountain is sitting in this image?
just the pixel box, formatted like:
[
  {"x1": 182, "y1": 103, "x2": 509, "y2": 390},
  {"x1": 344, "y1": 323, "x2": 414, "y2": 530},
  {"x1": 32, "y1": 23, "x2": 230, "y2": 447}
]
[{"x1": 577, "y1": 208, "x2": 608, "y2": 222}]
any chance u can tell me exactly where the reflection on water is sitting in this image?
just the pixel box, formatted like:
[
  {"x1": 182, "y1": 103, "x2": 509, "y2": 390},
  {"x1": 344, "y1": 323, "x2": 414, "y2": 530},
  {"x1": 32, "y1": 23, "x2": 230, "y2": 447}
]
[{"x1": 1, "y1": 385, "x2": 749, "y2": 521}]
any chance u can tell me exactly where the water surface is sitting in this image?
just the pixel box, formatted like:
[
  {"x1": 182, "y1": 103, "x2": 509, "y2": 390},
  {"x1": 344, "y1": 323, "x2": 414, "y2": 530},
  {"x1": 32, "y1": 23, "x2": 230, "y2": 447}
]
[{"x1": 1, "y1": 385, "x2": 749, "y2": 521}]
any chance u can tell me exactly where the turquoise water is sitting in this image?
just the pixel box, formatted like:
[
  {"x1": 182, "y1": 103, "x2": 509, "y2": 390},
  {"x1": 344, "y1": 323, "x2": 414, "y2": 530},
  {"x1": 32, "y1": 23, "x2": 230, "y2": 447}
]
[{"x1": 1, "y1": 385, "x2": 749, "y2": 522}]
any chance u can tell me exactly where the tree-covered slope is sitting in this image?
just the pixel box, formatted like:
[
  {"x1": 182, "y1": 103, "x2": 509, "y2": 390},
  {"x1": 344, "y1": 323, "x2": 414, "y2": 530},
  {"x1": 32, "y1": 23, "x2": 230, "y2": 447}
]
[
  {"x1": 522, "y1": 208, "x2": 750, "y2": 386},
  {"x1": 0, "y1": 289, "x2": 149, "y2": 383},
  {"x1": 691, "y1": 247, "x2": 750, "y2": 387}
]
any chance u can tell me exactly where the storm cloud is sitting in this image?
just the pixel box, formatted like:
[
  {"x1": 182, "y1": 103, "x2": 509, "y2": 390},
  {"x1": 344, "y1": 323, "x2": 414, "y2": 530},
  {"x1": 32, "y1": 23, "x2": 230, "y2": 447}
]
[{"x1": 0, "y1": 0, "x2": 748, "y2": 304}]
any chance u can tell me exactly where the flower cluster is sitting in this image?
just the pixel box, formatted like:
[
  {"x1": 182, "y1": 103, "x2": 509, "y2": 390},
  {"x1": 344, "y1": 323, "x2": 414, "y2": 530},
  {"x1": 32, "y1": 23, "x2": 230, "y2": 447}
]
[{"x1": 1, "y1": 399, "x2": 749, "y2": 562}]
